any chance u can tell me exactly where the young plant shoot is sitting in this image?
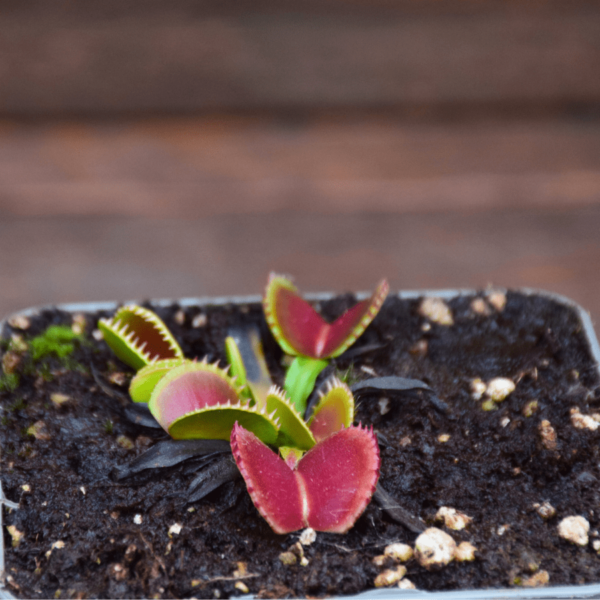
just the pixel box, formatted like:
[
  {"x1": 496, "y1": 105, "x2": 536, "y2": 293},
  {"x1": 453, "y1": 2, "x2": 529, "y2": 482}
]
[{"x1": 263, "y1": 274, "x2": 389, "y2": 413}]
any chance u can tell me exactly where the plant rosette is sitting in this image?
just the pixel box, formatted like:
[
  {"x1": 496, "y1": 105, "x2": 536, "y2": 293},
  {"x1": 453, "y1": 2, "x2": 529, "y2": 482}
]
[
  {"x1": 96, "y1": 275, "x2": 387, "y2": 535},
  {"x1": 2, "y1": 286, "x2": 600, "y2": 599}
]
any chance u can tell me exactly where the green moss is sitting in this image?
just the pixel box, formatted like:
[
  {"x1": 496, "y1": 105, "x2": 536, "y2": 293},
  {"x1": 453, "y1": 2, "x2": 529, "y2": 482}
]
[
  {"x1": 19, "y1": 325, "x2": 89, "y2": 376},
  {"x1": 29, "y1": 325, "x2": 83, "y2": 362},
  {"x1": 1, "y1": 325, "x2": 88, "y2": 392},
  {"x1": 103, "y1": 419, "x2": 114, "y2": 435},
  {"x1": 0, "y1": 372, "x2": 20, "y2": 393}
]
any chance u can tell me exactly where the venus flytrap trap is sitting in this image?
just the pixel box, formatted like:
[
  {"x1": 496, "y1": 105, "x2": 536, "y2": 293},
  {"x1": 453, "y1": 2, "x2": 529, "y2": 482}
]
[
  {"x1": 230, "y1": 422, "x2": 380, "y2": 534},
  {"x1": 263, "y1": 274, "x2": 389, "y2": 413},
  {"x1": 98, "y1": 305, "x2": 184, "y2": 370},
  {"x1": 148, "y1": 359, "x2": 280, "y2": 444}
]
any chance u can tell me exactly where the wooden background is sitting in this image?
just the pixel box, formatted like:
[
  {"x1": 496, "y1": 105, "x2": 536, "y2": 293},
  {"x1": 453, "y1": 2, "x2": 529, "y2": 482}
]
[{"x1": 1, "y1": 0, "x2": 600, "y2": 328}]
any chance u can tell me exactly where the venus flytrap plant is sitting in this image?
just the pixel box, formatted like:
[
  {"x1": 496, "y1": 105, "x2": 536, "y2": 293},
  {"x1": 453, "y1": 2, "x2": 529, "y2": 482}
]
[
  {"x1": 98, "y1": 303, "x2": 353, "y2": 450},
  {"x1": 138, "y1": 331, "x2": 380, "y2": 533},
  {"x1": 263, "y1": 274, "x2": 389, "y2": 413},
  {"x1": 98, "y1": 278, "x2": 383, "y2": 534},
  {"x1": 147, "y1": 348, "x2": 356, "y2": 452},
  {"x1": 215, "y1": 329, "x2": 382, "y2": 534}
]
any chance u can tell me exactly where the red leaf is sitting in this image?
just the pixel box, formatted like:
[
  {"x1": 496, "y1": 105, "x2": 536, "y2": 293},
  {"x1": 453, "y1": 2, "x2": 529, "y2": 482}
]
[{"x1": 231, "y1": 423, "x2": 380, "y2": 534}]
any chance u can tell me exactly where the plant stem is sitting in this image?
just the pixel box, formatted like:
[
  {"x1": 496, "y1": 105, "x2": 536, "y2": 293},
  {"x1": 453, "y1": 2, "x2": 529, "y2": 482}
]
[{"x1": 284, "y1": 356, "x2": 329, "y2": 414}]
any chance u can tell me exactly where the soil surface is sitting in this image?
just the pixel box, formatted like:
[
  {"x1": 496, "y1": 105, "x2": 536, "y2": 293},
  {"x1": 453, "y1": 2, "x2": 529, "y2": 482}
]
[{"x1": 2, "y1": 291, "x2": 600, "y2": 599}]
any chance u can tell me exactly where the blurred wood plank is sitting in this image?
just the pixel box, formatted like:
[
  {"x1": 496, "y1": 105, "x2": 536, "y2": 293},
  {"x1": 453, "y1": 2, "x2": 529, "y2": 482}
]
[
  {"x1": 1, "y1": 2, "x2": 599, "y2": 115},
  {"x1": 2, "y1": 208, "x2": 600, "y2": 328},
  {"x1": 1, "y1": 116, "x2": 599, "y2": 216}
]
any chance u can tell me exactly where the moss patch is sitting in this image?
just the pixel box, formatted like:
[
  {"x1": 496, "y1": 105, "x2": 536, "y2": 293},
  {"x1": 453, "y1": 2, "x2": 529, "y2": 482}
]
[{"x1": 28, "y1": 325, "x2": 83, "y2": 362}]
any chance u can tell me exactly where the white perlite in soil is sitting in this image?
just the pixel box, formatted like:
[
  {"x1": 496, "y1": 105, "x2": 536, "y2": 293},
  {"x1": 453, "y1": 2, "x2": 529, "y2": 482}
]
[
  {"x1": 558, "y1": 516, "x2": 590, "y2": 546},
  {"x1": 415, "y1": 528, "x2": 456, "y2": 568}
]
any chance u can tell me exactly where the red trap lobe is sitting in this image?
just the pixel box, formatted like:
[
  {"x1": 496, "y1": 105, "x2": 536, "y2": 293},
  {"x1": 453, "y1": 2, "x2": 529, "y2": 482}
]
[{"x1": 230, "y1": 423, "x2": 380, "y2": 534}]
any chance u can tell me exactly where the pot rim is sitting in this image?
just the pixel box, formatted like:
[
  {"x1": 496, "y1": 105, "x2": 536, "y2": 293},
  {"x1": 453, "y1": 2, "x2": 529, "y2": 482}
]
[{"x1": 1, "y1": 287, "x2": 600, "y2": 600}]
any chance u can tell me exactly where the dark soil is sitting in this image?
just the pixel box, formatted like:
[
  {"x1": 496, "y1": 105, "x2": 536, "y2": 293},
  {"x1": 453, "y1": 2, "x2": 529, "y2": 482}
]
[{"x1": 2, "y1": 291, "x2": 600, "y2": 599}]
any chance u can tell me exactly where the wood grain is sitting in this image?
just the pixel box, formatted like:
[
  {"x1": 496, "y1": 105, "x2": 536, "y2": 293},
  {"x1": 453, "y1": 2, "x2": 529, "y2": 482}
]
[
  {"x1": 1, "y1": 2, "x2": 599, "y2": 115},
  {"x1": 1, "y1": 116, "x2": 599, "y2": 216}
]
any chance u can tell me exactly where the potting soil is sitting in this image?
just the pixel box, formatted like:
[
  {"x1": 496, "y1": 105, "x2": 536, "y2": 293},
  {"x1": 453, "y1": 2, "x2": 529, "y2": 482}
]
[{"x1": 2, "y1": 291, "x2": 600, "y2": 598}]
